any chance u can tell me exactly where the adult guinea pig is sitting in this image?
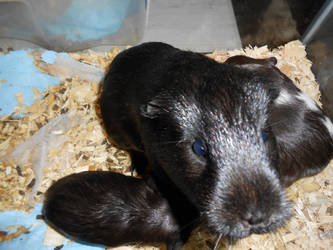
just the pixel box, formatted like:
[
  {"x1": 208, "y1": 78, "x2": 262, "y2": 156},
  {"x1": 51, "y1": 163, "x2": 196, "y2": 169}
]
[
  {"x1": 43, "y1": 171, "x2": 183, "y2": 249},
  {"x1": 225, "y1": 55, "x2": 333, "y2": 186},
  {"x1": 100, "y1": 42, "x2": 295, "y2": 242}
]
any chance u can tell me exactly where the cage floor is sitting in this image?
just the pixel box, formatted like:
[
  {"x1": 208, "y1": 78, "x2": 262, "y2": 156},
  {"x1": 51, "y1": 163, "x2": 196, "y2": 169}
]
[{"x1": 0, "y1": 41, "x2": 332, "y2": 250}]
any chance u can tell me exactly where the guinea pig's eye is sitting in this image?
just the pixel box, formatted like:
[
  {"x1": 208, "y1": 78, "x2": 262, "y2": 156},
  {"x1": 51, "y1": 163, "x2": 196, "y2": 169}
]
[
  {"x1": 193, "y1": 139, "x2": 207, "y2": 156},
  {"x1": 261, "y1": 130, "x2": 268, "y2": 143}
]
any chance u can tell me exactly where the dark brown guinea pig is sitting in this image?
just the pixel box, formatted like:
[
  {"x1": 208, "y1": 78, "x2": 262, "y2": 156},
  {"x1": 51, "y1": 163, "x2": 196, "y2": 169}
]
[
  {"x1": 225, "y1": 55, "x2": 333, "y2": 186},
  {"x1": 100, "y1": 42, "x2": 295, "y2": 243},
  {"x1": 43, "y1": 171, "x2": 182, "y2": 250}
]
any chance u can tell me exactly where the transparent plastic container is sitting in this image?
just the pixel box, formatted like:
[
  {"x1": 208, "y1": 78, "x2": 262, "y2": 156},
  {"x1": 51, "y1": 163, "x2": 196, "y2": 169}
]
[{"x1": 0, "y1": 0, "x2": 147, "y2": 51}]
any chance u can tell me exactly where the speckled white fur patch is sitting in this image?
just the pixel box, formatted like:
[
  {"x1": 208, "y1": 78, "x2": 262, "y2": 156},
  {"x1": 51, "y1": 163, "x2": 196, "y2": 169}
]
[
  {"x1": 296, "y1": 92, "x2": 319, "y2": 112},
  {"x1": 322, "y1": 116, "x2": 333, "y2": 138},
  {"x1": 275, "y1": 89, "x2": 293, "y2": 105}
]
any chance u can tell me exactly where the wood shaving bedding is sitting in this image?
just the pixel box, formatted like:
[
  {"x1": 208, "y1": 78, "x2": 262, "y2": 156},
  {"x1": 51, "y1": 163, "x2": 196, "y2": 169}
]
[
  {"x1": 0, "y1": 41, "x2": 332, "y2": 249},
  {"x1": 0, "y1": 225, "x2": 30, "y2": 243}
]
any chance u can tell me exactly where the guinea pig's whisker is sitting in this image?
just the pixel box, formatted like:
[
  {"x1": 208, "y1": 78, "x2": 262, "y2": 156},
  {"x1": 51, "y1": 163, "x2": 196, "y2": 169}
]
[
  {"x1": 214, "y1": 233, "x2": 222, "y2": 250},
  {"x1": 227, "y1": 236, "x2": 233, "y2": 250},
  {"x1": 227, "y1": 236, "x2": 234, "y2": 250}
]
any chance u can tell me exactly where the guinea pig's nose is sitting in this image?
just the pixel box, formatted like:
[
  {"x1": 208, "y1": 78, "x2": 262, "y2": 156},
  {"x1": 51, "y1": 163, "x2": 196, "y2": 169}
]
[{"x1": 242, "y1": 210, "x2": 265, "y2": 226}]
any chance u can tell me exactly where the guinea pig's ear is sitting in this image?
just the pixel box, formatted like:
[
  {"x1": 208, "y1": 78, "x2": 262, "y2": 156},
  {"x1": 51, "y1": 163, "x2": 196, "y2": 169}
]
[
  {"x1": 140, "y1": 100, "x2": 163, "y2": 119},
  {"x1": 225, "y1": 55, "x2": 277, "y2": 67}
]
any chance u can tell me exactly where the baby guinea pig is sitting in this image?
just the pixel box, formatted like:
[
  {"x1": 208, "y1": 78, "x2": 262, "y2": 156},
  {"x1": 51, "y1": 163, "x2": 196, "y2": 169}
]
[
  {"x1": 100, "y1": 42, "x2": 294, "y2": 242},
  {"x1": 225, "y1": 55, "x2": 333, "y2": 186},
  {"x1": 43, "y1": 171, "x2": 183, "y2": 250}
]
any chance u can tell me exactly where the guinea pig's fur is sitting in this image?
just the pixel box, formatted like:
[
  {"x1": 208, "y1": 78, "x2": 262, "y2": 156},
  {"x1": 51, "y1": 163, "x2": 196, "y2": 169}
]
[
  {"x1": 100, "y1": 42, "x2": 297, "y2": 241},
  {"x1": 43, "y1": 171, "x2": 183, "y2": 249},
  {"x1": 225, "y1": 55, "x2": 333, "y2": 186},
  {"x1": 45, "y1": 42, "x2": 333, "y2": 249}
]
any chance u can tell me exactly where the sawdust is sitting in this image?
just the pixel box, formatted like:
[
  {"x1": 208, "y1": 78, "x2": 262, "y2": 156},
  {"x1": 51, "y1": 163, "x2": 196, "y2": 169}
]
[{"x1": 0, "y1": 41, "x2": 332, "y2": 249}]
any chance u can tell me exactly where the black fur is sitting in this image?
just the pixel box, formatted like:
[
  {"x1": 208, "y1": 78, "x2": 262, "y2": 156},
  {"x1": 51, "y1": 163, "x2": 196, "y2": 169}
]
[
  {"x1": 43, "y1": 171, "x2": 183, "y2": 249},
  {"x1": 44, "y1": 42, "x2": 333, "y2": 249},
  {"x1": 100, "y1": 43, "x2": 295, "y2": 241},
  {"x1": 225, "y1": 55, "x2": 333, "y2": 186}
]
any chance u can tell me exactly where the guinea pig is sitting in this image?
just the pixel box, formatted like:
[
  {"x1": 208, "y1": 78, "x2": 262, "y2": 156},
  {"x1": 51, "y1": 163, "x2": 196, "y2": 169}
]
[
  {"x1": 99, "y1": 42, "x2": 295, "y2": 242},
  {"x1": 43, "y1": 171, "x2": 183, "y2": 249},
  {"x1": 225, "y1": 55, "x2": 333, "y2": 186},
  {"x1": 224, "y1": 55, "x2": 277, "y2": 67}
]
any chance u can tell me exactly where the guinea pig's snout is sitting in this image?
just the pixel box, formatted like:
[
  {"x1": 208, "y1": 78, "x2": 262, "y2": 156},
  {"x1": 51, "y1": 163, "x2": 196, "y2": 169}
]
[
  {"x1": 241, "y1": 208, "x2": 265, "y2": 227},
  {"x1": 205, "y1": 170, "x2": 293, "y2": 240}
]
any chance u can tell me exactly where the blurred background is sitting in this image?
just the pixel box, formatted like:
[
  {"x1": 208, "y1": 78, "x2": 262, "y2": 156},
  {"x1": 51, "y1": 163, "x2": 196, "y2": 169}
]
[{"x1": 0, "y1": 0, "x2": 332, "y2": 117}]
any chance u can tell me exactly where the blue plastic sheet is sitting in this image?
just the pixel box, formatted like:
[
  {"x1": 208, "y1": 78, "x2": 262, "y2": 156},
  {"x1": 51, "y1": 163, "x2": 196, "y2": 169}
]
[
  {"x1": 40, "y1": 0, "x2": 132, "y2": 42},
  {"x1": 0, "y1": 50, "x2": 60, "y2": 116},
  {"x1": 0, "y1": 49, "x2": 105, "y2": 249},
  {"x1": 0, "y1": 204, "x2": 104, "y2": 250}
]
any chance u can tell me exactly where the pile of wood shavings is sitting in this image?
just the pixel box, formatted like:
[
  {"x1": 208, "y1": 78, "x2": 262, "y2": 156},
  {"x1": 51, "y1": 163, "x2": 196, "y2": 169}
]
[
  {"x1": 0, "y1": 41, "x2": 332, "y2": 249},
  {"x1": 0, "y1": 48, "x2": 131, "y2": 213}
]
